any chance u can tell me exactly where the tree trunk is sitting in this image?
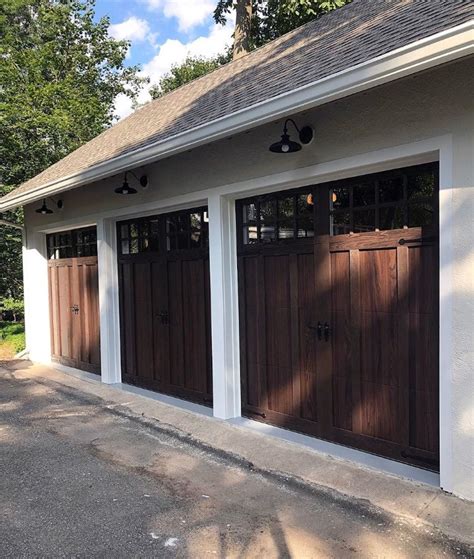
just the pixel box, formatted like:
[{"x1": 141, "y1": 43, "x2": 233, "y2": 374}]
[{"x1": 233, "y1": 0, "x2": 252, "y2": 60}]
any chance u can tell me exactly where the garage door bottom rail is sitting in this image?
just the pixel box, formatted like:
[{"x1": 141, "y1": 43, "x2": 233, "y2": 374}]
[
  {"x1": 243, "y1": 405, "x2": 439, "y2": 472},
  {"x1": 122, "y1": 374, "x2": 213, "y2": 408}
]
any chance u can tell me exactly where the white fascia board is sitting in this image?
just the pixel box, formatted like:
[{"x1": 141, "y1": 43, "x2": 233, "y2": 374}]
[{"x1": 1, "y1": 21, "x2": 472, "y2": 212}]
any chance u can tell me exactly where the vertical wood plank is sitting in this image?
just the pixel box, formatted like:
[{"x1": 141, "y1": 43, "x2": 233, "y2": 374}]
[
  {"x1": 289, "y1": 253, "x2": 301, "y2": 419},
  {"x1": 397, "y1": 245, "x2": 410, "y2": 448},
  {"x1": 349, "y1": 249, "x2": 363, "y2": 435},
  {"x1": 256, "y1": 254, "x2": 268, "y2": 410}
]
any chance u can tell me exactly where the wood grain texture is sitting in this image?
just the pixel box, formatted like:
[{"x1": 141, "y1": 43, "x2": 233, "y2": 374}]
[
  {"x1": 48, "y1": 255, "x2": 101, "y2": 374},
  {"x1": 117, "y1": 209, "x2": 212, "y2": 405},
  {"x1": 237, "y1": 165, "x2": 439, "y2": 470}
]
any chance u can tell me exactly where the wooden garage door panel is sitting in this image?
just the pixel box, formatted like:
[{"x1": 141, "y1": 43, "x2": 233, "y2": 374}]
[
  {"x1": 238, "y1": 163, "x2": 439, "y2": 470},
  {"x1": 408, "y1": 244, "x2": 439, "y2": 453},
  {"x1": 330, "y1": 251, "x2": 352, "y2": 431},
  {"x1": 182, "y1": 259, "x2": 208, "y2": 394},
  {"x1": 240, "y1": 249, "x2": 318, "y2": 421},
  {"x1": 359, "y1": 249, "x2": 398, "y2": 314},
  {"x1": 134, "y1": 261, "x2": 155, "y2": 382},
  {"x1": 240, "y1": 256, "x2": 267, "y2": 410},
  {"x1": 77, "y1": 261, "x2": 101, "y2": 368},
  {"x1": 120, "y1": 262, "x2": 137, "y2": 377},
  {"x1": 57, "y1": 263, "x2": 73, "y2": 359},
  {"x1": 117, "y1": 208, "x2": 212, "y2": 405},
  {"x1": 151, "y1": 261, "x2": 169, "y2": 386},
  {"x1": 167, "y1": 259, "x2": 185, "y2": 388},
  {"x1": 48, "y1": 229, "x2": 101, "y2": 375},
  {"x1": 297, "y1": 253, "x2": 318, "y2": 423}
]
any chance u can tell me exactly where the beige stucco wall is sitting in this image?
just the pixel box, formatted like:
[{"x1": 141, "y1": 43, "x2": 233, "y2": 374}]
[
  {"x1": 24, "y1": 57, "x2": 473, "y2": 226},
  {"x1": 23, "y1": 56, "x2": 474, "y2": 500}
]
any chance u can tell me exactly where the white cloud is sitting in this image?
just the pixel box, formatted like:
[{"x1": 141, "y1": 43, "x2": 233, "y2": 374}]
[
  {"x1": 113, "y1": 93, "x2": 135, "y2": 120},
  {"x1": 113, "y1": 21, "x2": 233, "y2": 121},
  {"x1": 143, "y1": 23, "x2": 232, "y2": 85},
  {"x1": 109, "y1": 16, "x2": 151, "y2": 42},
  {"x1": 144, "y1": 0, "x2": 215, "y2": 32}
]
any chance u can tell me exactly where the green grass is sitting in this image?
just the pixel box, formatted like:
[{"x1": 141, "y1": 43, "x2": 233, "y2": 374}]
[{"x1": 0, "y1": 321, "x2": 26, "y2": 358}]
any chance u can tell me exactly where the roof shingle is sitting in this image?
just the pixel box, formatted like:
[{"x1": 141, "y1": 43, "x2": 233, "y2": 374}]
[{"x1": 4, "y1": 0, "x2": 474, "y2": 200}]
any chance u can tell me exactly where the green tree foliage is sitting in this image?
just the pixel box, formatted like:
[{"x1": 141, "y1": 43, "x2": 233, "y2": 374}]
[
  {"x1": 0, "y1": 0, "x2": 146, "y2": 300},
  {"x1": 149, "y1": 54, "x2": 230, "y2": 99},
  {"x1": 0, "y1": 223, "x2": 23, "y2": 300},
  {"x1": 214, "y1": 0, "x2": 351, "y2": 49}
]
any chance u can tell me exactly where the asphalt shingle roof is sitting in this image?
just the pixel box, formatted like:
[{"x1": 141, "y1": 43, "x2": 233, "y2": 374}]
[{"x1": 4, "y1": 0, "x2": 474, "y2": 201}]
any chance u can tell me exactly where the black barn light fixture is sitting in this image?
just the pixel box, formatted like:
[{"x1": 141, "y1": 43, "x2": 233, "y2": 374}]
[
  {"x1": 115, "y1": 170, "x2": 148, "y2": 195},
  {"x1": 35, "y1": 197, "x2": 63, "y2": 215},
  {"x1": 269, "y1": 119, "x2": 314, "y2": 153}
]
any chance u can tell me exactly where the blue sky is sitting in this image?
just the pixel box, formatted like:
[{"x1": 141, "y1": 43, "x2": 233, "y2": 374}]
[{"x1": 95, "y1": 0, "x2": 234, "y2": 119}]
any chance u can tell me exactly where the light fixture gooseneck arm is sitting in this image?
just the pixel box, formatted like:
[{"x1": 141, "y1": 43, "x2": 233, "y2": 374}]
[
  {"x1": 283, "y1": 118, "x2": 301, "y2": 136},
  {"x1": 124, "y1": 170, "x2": 148, "y2": 188},
  {"x1": 125, "y1": 170, "x2": 139, "y2": 183}
]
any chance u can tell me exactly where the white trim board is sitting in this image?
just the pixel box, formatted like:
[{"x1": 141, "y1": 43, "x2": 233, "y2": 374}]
[{"x1": 2, "y1": 22, "x2": 472, "y2": 211}]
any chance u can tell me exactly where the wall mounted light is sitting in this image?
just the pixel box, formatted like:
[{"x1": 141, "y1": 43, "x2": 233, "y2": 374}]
[
  {"x1": 269, "y1": 119, "x2": 314, "y2": 153},
  {"x1": 35, "y1": 198, "x2": 63, "y2": 215},
  {"x1": 115, "y1": 171, "x2": 148, "y2": 195}
]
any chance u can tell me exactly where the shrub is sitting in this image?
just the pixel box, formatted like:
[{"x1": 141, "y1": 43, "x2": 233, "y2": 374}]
[{"x1": 1, "y1": 298, "x2": 24, "y2": 322}]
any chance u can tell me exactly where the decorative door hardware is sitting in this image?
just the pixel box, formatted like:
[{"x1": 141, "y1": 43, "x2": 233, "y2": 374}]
[
  {"x1": 157, "y1": 310, "x2": 169, "y2": 325},
  {"x1": 308, "y1": 322, "x2": 323, "y2": 341},
  {"x1": 324, "y1": 322, "x2": 330, "y2": 342}
]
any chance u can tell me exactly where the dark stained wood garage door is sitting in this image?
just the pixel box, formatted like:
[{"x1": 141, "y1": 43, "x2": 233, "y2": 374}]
[
  {"x1": 117, "y1": 207, "x2": 212, "y2": 405},
  {"x1": 237, "y1": 163, "x2": 439, "y2": 470},
  {"x1": 47, "y1": 227, "x2": 101, "y2": 374}
]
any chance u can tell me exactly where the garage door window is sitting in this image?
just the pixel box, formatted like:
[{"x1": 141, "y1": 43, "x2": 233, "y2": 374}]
[
  {"x1": 240, "y1": 190, "x2": 314, "y2": 245},
  {"x1": 47, "y1": 227, "x2": 97, "y2": 259},
  {"x1": 119, "y1": 217, "x2": 160, "y2": 255},
  {"x1": 166, "y1": 208, "x2": 209, "y2": 251},
  {"x1": 330, "y1": 163, "x2": 437, "y2": 235}
]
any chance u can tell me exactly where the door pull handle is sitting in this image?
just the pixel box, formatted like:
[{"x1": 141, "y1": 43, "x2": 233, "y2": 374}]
[
  {"x1": 70, "y1": 305, "x2": 79, "y2": 315},
  {"x1": 157, "y1": 310, "x2": 169, "y2": 325},
  {"x1": 324, "y1": 322, "x2": 330, "y2": 342},
  {"x1": 307, "y1": 322, "x2": 323, "y2": 341}
]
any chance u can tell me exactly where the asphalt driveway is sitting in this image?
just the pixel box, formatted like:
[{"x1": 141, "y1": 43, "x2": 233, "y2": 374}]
[{"x1": 0, "y1": 365, "x2": 472, "y2": 558}]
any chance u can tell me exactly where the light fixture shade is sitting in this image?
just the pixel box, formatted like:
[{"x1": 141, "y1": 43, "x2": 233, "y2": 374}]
[
  {"x1": 269, "y1": 133, "x2": 302, "y2": 154},
  {"x1": 115, "y1": 179, "x2": 137, "y2": 195},
  {"x1": 35, "y1": 200, "x2": 53, "y2": 214}
]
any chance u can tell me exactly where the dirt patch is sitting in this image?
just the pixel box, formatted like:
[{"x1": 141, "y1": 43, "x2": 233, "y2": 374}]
[{"x1": 0, "y1": 343, "x2": 15, "y2": 360}]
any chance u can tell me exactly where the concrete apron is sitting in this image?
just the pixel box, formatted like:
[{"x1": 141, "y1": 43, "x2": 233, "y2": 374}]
[{"x1": 4, "y1": 360, "x2": 473, "y2": 546}]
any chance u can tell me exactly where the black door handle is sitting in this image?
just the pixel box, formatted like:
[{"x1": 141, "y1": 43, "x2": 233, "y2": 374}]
[
  {"x1": 157, "y1": 310, "x2": 169, "y2": 325},
  {"x1": 70, "y1": 305, "x2": 79, "y2": 315},
  {"x1": 324, "y1": 322, "x2": 330, "y2": 341},
  {"x1": 308, "y1": 322, "x2": 323, "y2": 341},
  {"x1": 399, "y1": 237, "x2": 436, "y2": 245}
]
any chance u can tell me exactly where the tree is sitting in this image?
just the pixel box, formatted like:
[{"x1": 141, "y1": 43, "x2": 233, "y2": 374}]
[
  {"x1": 233, "y1": 0, "x2": 252, "y2": 59},
  {"x1": 0, "y1": 221, "x2": 23, "y2": 301},
  {"x1": 214, "y1": 0, "x2": 351, "y2": 50},
  {"x1": 149, "y1": 54, "x2": 230, "y2": 99},
  {"x1": 0, "y1": 0, "x2": 146, "y2": 301}
]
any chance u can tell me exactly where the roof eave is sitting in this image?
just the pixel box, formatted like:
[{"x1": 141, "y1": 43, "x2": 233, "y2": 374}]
[{"x1": 1, "y1": 21, "x2": 472, "y2": 212}]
